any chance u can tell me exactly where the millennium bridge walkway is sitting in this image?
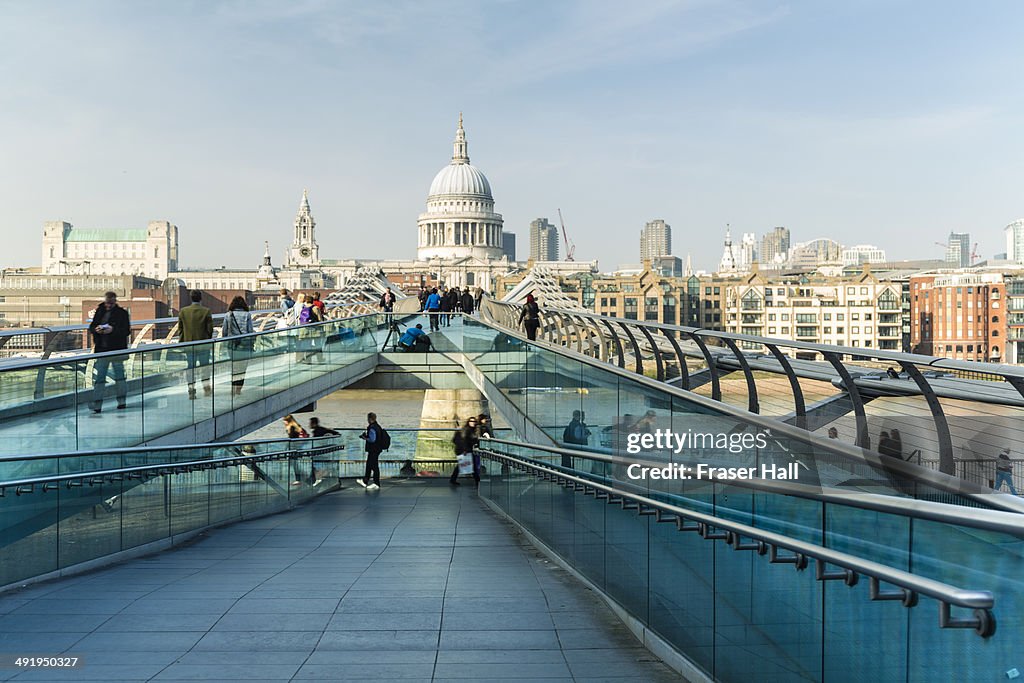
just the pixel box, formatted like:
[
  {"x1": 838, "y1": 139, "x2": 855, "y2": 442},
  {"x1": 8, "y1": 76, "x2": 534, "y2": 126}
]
[{"x1": 1, "y1": 297, "x2": 1023, "y2": 682}]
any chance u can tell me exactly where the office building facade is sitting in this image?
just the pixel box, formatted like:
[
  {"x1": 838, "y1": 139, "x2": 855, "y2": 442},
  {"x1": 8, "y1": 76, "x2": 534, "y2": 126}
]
[
  {"x1": 640, "y1": 219, "x2": 671, "y2": 261},
  {"x1": 530, "y1": 218, "x2": 559, "y2": 262}
]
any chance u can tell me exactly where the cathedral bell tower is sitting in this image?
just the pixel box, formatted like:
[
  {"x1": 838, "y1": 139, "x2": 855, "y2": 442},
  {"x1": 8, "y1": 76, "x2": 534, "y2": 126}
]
[{"x1": 286, "y1": 189, "x2": 320, "y2": 268}]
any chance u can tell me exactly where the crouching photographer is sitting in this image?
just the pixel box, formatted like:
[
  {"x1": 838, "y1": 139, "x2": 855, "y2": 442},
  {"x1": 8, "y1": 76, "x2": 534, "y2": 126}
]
[{"x1": 398, "y1": 323, "x2": 432, "y2": 352}]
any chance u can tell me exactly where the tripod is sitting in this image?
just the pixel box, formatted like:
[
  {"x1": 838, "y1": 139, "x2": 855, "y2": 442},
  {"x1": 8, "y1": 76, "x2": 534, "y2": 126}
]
[{"x1": 381, "y1": 319, "x2": 405, "y2": 352}]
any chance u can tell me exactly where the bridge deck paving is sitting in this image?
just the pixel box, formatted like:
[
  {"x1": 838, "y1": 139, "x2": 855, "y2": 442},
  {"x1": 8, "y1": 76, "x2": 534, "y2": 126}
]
[{"x1": 0, "y1": 480, "x2": 686, "y2": 682}]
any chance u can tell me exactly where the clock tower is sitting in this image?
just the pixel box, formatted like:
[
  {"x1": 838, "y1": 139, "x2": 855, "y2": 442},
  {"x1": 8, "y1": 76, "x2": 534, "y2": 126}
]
[{"x1": 286, "y1": 189, "x2": 320, "y2": 267}]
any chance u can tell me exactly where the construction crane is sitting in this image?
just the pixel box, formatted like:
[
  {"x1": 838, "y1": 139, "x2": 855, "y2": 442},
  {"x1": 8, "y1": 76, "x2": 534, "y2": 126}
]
[
  {"x1": 557, "y1": 208, "x2": 576, "y2": 261},
  {"x1": 935, "y1": 240, "x2": 982, "y2": 264}
]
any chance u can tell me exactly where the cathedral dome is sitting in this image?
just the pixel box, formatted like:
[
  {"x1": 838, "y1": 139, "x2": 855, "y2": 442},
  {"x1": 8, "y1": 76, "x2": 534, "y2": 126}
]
[
  {"x1": 417, "y1": 115, "x2": 505, "y2": 264},
  {"x1": 428, "y1": 163, "x2": 492, "y2": 199}
]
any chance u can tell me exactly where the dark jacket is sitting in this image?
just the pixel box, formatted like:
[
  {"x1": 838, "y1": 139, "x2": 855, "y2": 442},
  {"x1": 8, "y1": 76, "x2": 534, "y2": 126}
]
[
  {"x1": 453, "y1": 426, "x2": 480, "y2": 456},
  {"x1": 563, "y1": 418, "x2": 589, "y2": 445},
  {"x1": 89, "y1": 304, "x2": 131, "y2": 352},
  {"x1": 365, "y1": 422, "x2": 384, "y2": 454},
  {"x1": 312, "y1": 425, "x2": 340, "y2": 437},
  {"x1": 461, "y1": 292, "x2": 474, "y2": 313},
  {"x1": 519, "y1": 301, "x2": 540, "y2": 325}
]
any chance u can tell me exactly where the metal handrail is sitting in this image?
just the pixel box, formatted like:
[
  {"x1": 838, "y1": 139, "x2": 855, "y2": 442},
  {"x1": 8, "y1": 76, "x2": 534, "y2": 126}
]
[
  {"x1": 471, "y1": 308, "x2": 1024, "y2": 514},
  {"x1": 480, "y1": 437, "x2": 1024, "y2": 537},
  {"x1": 497, "y1": 302, "x2": 1023, "y2": 379},
  {"x1": 0, "y1": 428, "x2": 514, "y2": 463},
  {"x1": 0, "y1": 443, "x2": 346, "y2": 492},
  {"x1": 0, "y1": 307, "x2": 283, "y2": 340},
  {"x1": 482, "y1": 300, "x2": 1024, "y2": 486},
  {"x1": 479, "y1": 447, "x2": 997, "y2": 637},
  {"x1": 0, "y1": 309, "x2": 383, "y2": 372}
]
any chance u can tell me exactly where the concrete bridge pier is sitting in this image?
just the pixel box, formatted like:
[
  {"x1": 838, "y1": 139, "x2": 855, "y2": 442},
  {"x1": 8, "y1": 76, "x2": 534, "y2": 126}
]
[{"x1": 415, "y1": 388, "x2": 489, "y2": 471}]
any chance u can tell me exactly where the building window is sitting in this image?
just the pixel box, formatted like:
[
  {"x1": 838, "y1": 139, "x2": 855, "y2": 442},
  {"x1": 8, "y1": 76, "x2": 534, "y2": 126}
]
[
  {"x1": 993, "y1": 330, "x2": 1000, "y2": 337},
  {"x1": 993, "y1": 315, "x2": 1000, "y2": 323},
  {"x1": 837, "y1": 326, "x2": 845, "y2": 333},
  {"x1": 837, "y1": 314, "x2": 845, "y2": 321},
  {"x1": 781, "y1": 314, "x2": 789, "y2": 321},
  {"x1": 624, "y1": 297, "x2": 638, "y2": 320},
  {"x1": 768, "y1": 327, "x2": 777, "y2": 334},
  {"x1": 781, "y1": 327, "x2": 789, "y2": 333}
]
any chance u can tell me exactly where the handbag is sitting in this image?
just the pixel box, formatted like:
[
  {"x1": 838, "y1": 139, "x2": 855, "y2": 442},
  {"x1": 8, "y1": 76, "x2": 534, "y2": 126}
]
[{"x1": 457, "y1": 453, "x2": 474, "y2": 475}]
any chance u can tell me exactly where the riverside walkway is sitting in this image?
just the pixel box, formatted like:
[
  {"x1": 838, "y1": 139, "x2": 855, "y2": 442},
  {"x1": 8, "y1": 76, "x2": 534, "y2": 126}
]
[{"x1": 0, "y1": 482, "x2": 682, "y2": 682}]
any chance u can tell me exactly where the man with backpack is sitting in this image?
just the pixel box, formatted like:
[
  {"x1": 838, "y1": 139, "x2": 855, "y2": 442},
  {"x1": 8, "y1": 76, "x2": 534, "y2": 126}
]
[{"x1": 358, "y1": 412, "x2": 389, "y2": 490}]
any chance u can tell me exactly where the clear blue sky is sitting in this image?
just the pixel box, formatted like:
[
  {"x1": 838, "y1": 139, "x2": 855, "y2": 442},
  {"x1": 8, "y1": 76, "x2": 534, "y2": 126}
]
[{"x1": 1, "y1": 0, "x2": 1022, "y2": 272}]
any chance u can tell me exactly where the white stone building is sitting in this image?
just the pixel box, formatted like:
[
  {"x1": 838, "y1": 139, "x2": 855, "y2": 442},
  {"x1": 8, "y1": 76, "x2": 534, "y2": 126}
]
[
  {"x1": 724, "y1": 270, "x2": 903, "y2": 356},
  {"x1": 417, "y1": 115, "x2": 506, "y2": 261},
  {"x1": 718, "y1": 228, "x2": 737, "y2": 273},
  {"x1": 285, "y1": 190, "x2": 320, "y2": 268},
  {"x1": 41, "y1": 221, "x2": 178, "y2": 279},
  {"x1": 1005, "y1": 219, "x2": 1024, "y2": 263},
  {"x1": 841, "y1": 244, "x2": 887, "y2": 267}
]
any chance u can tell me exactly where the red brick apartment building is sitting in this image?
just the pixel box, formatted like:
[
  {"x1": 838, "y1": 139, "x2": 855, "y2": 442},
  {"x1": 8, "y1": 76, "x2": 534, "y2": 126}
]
[{"x1": 909, "y1": 272, "x2": 1006, "y2": 362}]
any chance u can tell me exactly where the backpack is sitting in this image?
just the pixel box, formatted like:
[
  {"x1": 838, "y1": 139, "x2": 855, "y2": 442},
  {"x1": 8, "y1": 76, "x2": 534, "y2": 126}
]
[
  {"x1": 299, "y1": 306, "x2": 313, "y2": 324},
  {"x1": 378, "y1": 426, "x2": 391, "y2": 451}
]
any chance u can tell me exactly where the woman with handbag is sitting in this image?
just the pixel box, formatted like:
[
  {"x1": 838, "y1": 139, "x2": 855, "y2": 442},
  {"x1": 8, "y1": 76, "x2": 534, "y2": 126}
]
[
  {"x1": 449, "y1": 417, "x2": 480, "y2": 486},
  {"x1": 222, "y1": 296, "x2": 254, "y2": 395}
]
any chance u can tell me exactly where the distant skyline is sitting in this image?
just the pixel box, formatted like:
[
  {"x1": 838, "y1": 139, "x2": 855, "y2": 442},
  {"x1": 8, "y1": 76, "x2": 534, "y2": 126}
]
[{"x1": 1, "y1": 1, "x2": 1023, "y2": 272}]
